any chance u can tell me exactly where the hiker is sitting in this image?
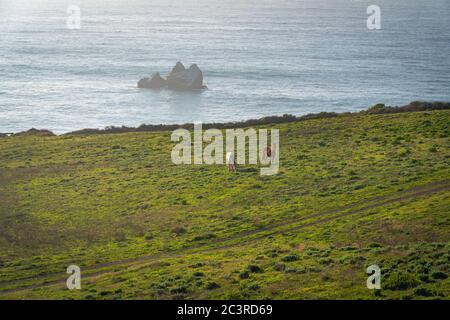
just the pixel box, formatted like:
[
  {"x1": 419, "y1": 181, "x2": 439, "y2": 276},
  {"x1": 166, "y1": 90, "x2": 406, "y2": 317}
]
[{"x1": 226, "y1": 151, "x2": 236, "y2": 172}]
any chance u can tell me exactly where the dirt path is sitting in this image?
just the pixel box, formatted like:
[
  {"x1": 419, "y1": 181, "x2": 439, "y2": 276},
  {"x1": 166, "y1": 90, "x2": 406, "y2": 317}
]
[{"x1": 1, "y1": 179, "x2": 448, "y2": 296}]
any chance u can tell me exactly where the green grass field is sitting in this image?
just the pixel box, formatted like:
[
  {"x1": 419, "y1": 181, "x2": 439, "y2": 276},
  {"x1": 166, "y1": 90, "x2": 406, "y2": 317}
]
[{"x1": 0, "y1": 110, "x2": 449, "y2": 299}]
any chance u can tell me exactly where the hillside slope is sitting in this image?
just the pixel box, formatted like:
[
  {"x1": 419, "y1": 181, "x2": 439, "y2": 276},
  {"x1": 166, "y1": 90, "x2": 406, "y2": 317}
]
[{"x1": 0, "y1": 110, "x2": 449, "y2": 299}]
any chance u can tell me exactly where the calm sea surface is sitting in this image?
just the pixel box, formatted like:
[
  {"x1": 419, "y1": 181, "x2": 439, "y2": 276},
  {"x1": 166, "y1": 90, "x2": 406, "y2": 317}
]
[{"x1": 1, "y1": 0, "x2": 449, "y2": 133}]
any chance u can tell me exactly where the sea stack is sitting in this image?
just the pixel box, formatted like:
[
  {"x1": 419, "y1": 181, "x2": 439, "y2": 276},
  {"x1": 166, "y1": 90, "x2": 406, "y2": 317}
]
[
  {"x1": 166, "y1": 62, "x2": 204, "y2": 91},
  {"x1": 137, "y1": 72, "x2": 167, "y2": 89},
  {"x1": 138, "y1": 62, "x2": 207, "y2": 91}
]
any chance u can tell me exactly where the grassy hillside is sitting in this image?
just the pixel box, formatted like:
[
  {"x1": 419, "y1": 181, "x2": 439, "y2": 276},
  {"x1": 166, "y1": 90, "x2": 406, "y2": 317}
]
[{"x1": 0, "y1": 110, "x2": 449, "y2": 299}]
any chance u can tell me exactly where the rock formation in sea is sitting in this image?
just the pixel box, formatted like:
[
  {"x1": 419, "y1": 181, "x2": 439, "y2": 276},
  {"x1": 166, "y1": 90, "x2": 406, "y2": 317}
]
[
  {"x1": 167, "y1": 62, "x2": 204, "y2": 91},
  {"x1": 138, "y1": 62, "x2": 207, "y2": 91},
  {"x1": 137, "y1": 72, "x2": 167, "y2": 89}
]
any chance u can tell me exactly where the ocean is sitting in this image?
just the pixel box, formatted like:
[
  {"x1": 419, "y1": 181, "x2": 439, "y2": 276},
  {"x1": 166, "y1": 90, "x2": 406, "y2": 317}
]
[{"x1": 1, "y1": 0, "x2": 449, "y2": 134}]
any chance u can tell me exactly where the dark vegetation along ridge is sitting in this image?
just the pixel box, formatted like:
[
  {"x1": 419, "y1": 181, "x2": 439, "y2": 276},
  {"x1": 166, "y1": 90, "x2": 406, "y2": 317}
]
[
  {"x1": 1, "y1": 101, "x2": 449, "y2": 137},
  {"x1": 0, "y1": 105, "x2": 448, "y2": 299}
]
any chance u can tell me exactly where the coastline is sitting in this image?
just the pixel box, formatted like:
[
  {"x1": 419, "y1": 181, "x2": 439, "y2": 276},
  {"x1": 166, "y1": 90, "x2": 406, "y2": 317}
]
[{"x1": 2, "y1": 101, "x2": 449, "y2": 138}]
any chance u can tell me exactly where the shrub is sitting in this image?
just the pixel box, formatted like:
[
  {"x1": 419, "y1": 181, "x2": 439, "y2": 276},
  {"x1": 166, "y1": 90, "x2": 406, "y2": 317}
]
[
  {"x1": 249, "y1": 284, "x2": 260, "y2": 291},
  {"x1": 319, "y1": 258, "x2": 334, "y2": 266},
  {"x1": 431, "y1": 271, "x2": 448, "y2": 280},
  {"x1": 15, "y1": 128, "x2": 55, "y2": 137},
  {"x1": 170, "y1": 286, "x2": 187, "y2": 294},
  {"x1": 144, "y1": 233, "x2": 153, "y2": 240},
  {"x1": 414, "y1": 287, "x2": 435, "y2": 297},
  {"x1": 340, "y1": 246, "x2": 357, "y2": 251},
  {"x1": 384, "y1": 272, "x2": 420, "y2": 290},
  {"x1": 418, "y1": 274, "x2": 431, "y2": 283},
  {"x1": 281, "y1": 254, "x2": 299, "y2": 262},
  {"x1": 429, "y1": 145, "x2": 438, "y2": 153},
  {"x1": 192, "y1": 272, "x2": 204, "y2": 278},
  {"x1": 65, "y1": 101, "x2": 450, "y2": 136},
  {"x1": 247, "y1": 265, "x2": 263, "y2": 273},
  {"x1": 190, "y1": 262, "x2": 205, "y2": 268},
  {"x1": 366, "y1": 103, "x2": 386, "y2": 114},
  {"x1": 273, "y1": 263, "x2": 286, "y2": 271},
  {"x1": 364, "y1": 101, "x2": 450, "y2": 115},
  {"x1": 284, "y1": 267, "x2": 307, "y2": 274},
  {"x1": 205, "y1": 282, "x2": 220, "y2": 290},
  {"x1": 172, "y1": 227, "x2": 186, "y2": 235}
]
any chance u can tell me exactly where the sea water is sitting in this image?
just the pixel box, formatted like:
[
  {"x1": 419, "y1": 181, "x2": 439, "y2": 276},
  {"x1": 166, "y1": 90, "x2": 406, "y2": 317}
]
[{"x1": 0, "y1": 0, "x2": 449, "y2": 133}]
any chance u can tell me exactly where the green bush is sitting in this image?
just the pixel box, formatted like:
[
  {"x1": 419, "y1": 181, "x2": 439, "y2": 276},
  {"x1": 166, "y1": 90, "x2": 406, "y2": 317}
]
[
  {"x1": 192, "y1": 272, "x2": 204, "y2": 278},
  {"x1": 431, "y1": 271, "x2": 447, "y2": 280},
  {"x1": 384, "y1": 272, "x2": 420, "y2": 290},
  {"x1": 319, "y1": 258, "x2": 334, "y2": 266},
  {"x1": 172, "y1": 227, "x2": 186, "y2": 235},
  {"x1": 366, "y1": 104, "x2": 386, "y2": 114},
  {"x1": 170, "y1": 285, "x2": 187, "y2": 294},
  {"x1": 247, "y1": 265, "x2": 263, "y2": 273},
  {"x1": 205, "y1": 282, "x2": 220, "y2": 290},
  {"x1": 418, "y1": 274, "x2": 431, "y2": 283},
  {"x1": 249, "y1": 284, "x2": 260, "y2": 291},
  {"x1": 414, "y1": 287, "x2": 435, "y2": 297},
  {"x1": 281, "y1": 254, "x2": 299, "y2": 262},
  {"x1": 273, "y1": 263, "x2": 286, "y2": 271}
]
